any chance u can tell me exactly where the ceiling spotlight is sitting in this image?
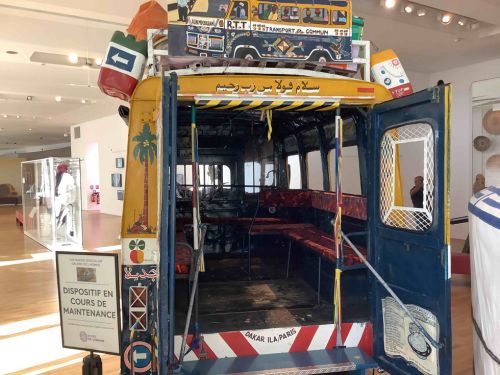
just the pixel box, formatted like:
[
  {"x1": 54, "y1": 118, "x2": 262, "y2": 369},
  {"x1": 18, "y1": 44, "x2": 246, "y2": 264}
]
[
  {"x1": 63, "y1": 133, "x2": 68, "y2": 137},
  {"x1": 440, "y1": 13, "x2": 453, "y2": 25},
  {"x1": 95, "y1": 57, "x2": 103, "y2": 66},
  {"x1": 68, "y1": 53, "x2": 79, "y2": 64},
  {"x1": 16, "y1": 115, "x2": 20, "y2": 119},
  {"x1": 28, "y1": 128, "x2": 32, "y2": 131},
  {"x1": 27, "y1": 95, "x2": 33, "y2": 101},
  {"x1": 403, "y1": 3, "x2": 414, "y2": 13},
  {"x1": 384, "y1": 0, "x2": 396, "y2": 9},
  {"x1": 81, "y1": 99, "x2": 87, "y2": 104},
  {"x1": 2, "y1": 114, "x2": 7, "y2": 118},
  {"x1": 55, "y1": 96, "x2": 62, "y2": 102},
  {"x1": 458, "y1": 18, "x2": 466, "y2": 26},
  {"x1": 416, "y1": 8, "x2": 426, "y2": 16}
]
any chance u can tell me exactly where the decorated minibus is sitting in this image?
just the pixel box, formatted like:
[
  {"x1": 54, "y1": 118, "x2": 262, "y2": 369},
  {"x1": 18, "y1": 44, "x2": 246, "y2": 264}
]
[{"x1": 184, "y1": 0, "x2": 353, "y2": 62}]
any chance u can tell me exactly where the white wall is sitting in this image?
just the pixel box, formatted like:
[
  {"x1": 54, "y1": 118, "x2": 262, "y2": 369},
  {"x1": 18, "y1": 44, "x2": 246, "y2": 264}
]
[
  {"x1": 406, "y1": 69, "x2": 430, "y2": 93},
  {"x1": 427, "y1": 57, "x2": 500, "y2": 239},
  {"x1": 71, "y1": 114, "x2": 128, "y2": 216}
]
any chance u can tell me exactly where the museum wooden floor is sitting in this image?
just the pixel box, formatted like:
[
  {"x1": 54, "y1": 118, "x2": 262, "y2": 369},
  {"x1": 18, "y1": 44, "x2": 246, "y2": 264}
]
[{"x1": 0, "y1": 206, "x2": 472, "y2": 374}]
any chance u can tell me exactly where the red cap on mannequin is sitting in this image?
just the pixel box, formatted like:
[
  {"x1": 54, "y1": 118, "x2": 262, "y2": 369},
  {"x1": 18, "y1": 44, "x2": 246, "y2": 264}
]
[{"x1": 57, "y1": 164, "x2": 69, "y2": 173}]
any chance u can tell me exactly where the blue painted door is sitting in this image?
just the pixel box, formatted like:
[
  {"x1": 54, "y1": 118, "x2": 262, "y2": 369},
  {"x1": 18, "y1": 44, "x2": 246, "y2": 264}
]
[{"x1": 368, "y1": 86, "x2": 451, "y2": 375}]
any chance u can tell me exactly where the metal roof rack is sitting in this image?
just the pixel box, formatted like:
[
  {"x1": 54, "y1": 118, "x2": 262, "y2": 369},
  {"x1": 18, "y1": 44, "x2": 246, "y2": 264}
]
[{"x1": 146, "y1": 29, "x2": 371, "y2": 81}]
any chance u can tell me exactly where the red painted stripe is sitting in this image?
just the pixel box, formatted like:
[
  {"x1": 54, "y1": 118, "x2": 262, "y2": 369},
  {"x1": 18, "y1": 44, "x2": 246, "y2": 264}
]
[
  {"x1": 326, "y1": 323, "x2": 355, "y2": 348},
  {"x1": 341, "y1": 322, "x2": 353, "y2": 345},
  {"x1": 325, "y1": 327, "x2": 336, "y2": 349},
  {"x1": 187, "y1": 334, "x2": 218, "y2": 360},
  {"x1": 357, "y1": 323, "x2": 373, "y2": 356},
  {"x1": 357, "y1": 87, "x2": 375, "y2": 93},
  {"x1": 194, "y1": 338, "x2": 218, "y2": 360},
  {"x1": 289, "y1": 325, "x2": 319, "y2": 352},
  {"x1": 185, "y1": 335, "x2": 199, "y2": 359},
  {"x1": 219, "y1": 331, "x2": 259, "y2": 357}
]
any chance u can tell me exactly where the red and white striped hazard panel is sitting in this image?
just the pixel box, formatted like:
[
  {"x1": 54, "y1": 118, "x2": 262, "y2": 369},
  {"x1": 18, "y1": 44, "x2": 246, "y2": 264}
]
[{"x1": 175, "y1": 322, "x2": 372, "y2": 361}]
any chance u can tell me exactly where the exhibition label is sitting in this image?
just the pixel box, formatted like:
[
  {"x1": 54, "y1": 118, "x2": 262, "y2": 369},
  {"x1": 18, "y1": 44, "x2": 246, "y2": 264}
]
[{"x1": 56, "y1": 251, "x2": 121, "y2": 355}]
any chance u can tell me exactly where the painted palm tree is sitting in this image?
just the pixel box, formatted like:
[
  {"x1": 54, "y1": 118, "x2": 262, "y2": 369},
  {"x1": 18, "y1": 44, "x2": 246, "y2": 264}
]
[{"x1": 132, "y1": 123, "x2": 157, "y2": 227}]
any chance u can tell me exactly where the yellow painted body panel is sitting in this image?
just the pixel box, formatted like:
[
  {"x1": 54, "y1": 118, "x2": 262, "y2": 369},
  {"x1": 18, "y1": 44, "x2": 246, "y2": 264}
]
[
  {"x1": 121, "y1": 78, "x2": 162, "y2": 240},
  {"x1": 177, "y1": 74, "x2": 393, "y2": 105},
  {"x1": 129, "y1": 75, "x2": 392, "y2": 106}
]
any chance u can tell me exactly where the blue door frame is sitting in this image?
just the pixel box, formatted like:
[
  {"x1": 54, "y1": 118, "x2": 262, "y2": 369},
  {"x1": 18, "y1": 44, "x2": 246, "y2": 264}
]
[
  {"x1": 159, "y1": 72, "x2": 178, "y2": 374},
  {"x1": 368, "y1": 86, "x2": 452, "y2": 374}
]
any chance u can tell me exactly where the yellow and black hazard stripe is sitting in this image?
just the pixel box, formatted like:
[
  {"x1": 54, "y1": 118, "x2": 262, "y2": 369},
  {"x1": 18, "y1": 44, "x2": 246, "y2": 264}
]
[{"x1": 195, "y1": 98, "x2": 340, "y2": 111}]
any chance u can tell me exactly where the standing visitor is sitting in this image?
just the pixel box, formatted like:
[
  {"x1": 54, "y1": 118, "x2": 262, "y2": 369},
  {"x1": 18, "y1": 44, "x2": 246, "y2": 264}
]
[
  {"x1": 410, "y1": 176, "x2": 424, "y2": 208},
  {"x1": 178, "y1": 0, "x2": 188, "y2": 22}
]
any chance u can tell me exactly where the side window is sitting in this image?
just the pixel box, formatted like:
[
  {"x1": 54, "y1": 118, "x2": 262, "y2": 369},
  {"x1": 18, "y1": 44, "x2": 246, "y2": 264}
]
[
  {"x1": 258, "y1": 3, "x2": 279, "y2": 21},
  {"x1": 307, "y1": 150, "x2": 323, "y2": 190},
  {"x1": 231, "y1": 1, "x2": 248, "y2": 20},
  {"x1": 287, "y1": 154, "x2": 301, "y2": 189},
  {"x1": 379, "y1": 123, "x2": 434, "y2": 231},
  {"x1": 302, "y1": 8, "x2": 328, "y2": 25},
  {"x1": 328, "y1": 147, "x2": 361, "y2": 195},
  {"x1": 264, "y1": 162, "x2": 275, "y2": 186},
  {"x1": 222, "y1": 165, "x2": 231, "y2": 189},
  {"x1": 176, "y1": 164, "x2": 194, "y2": 197},
  {"x1": 332, "y1": 10, "x2": 347, "y2": 25},
  {"x1": 280, "y1": 6, "x2": 299, "y2": 22},
  {"x1": 176, "y1": 165, "x2": 186, "y2": 185},
  {"x1": 244, "y1": 161, "x2": 261, "y2": 193}
]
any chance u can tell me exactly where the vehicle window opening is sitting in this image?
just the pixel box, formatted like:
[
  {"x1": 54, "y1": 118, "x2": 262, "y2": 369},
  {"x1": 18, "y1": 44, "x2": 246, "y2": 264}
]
[
  {"x1": 302, "y1": 7, "x2": 329, "y2": 25},
  {"x1": 332, "y1": 10, "x2": 347, "y2": 25},
  {"x1": 379, "y1": 122, "x2": 434, "y2": 231},
  {"x1": 328, "y1": 147, "x2": 361, "y2": 194},
  {"x1": 231, "y1": 1, "x2": 248, "y2": 19},
  {"x1": 280, "y1": 6, "x2": 299, "y2": 22},
  {"x1": 287, "y1": 154, "x2": 301, "y2": 189},
  {"x1": 257, "y1": 3, "x2": 279, "y2": 21},
  {"x1": 307, "y1": 150, "x2": 323, "y2": 191}
]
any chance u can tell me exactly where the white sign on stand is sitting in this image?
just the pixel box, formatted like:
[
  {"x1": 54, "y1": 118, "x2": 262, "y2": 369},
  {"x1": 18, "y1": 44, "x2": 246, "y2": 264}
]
[{"x1": 56, "y1": 251, "x2": 121, "y2": 355}]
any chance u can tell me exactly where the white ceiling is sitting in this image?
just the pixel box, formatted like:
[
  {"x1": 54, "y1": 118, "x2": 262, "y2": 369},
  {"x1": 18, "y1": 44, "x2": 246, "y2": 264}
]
[{"x1": 0, "y1": 0, "x2": 499, "y2": 152}]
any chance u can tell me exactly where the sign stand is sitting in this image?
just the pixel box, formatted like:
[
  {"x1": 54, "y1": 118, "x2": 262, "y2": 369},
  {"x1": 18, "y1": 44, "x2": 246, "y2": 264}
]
[{"x1": 82, "y1": 351, "x2": 103, "y2": 375}]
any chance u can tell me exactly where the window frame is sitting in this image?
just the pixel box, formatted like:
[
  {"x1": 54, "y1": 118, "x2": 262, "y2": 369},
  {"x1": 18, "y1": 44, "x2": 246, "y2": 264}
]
[
  {"x1": 301, "y1": 7, "x2": 329, "y2": 25},
  {"x1": 378, "y1": 122, "x2": 435, "y2": 232}
]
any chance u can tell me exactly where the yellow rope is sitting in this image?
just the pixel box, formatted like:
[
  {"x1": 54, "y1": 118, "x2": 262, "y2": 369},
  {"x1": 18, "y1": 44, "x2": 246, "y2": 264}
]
[{"x1": 266, "y1": 110, "x2": 273, "y2": 140}]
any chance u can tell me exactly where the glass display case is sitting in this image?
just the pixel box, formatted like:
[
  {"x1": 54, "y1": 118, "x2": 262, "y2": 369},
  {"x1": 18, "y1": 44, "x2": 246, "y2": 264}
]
[{"x1": 21, "y1": 158, "x2": 82, "y2": 251}]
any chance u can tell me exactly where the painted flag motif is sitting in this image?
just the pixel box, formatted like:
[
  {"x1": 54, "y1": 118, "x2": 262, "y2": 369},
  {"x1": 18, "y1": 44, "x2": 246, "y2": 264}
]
[{"x1": 98, "y1": 31, "x2": 148, "y2": 102}]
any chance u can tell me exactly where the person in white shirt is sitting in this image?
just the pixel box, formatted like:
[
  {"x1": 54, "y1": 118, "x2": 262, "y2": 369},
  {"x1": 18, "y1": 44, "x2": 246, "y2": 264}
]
[{"x1": 178, "y1": 0, "x2": 189, "y2": 22}]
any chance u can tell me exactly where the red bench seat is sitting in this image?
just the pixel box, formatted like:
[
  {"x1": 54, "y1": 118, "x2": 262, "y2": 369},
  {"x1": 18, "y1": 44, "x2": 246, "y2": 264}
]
[
  {"x1": 286, "y1": 228, "x2": 366, "y2": 265},
  {"x1": 249, "y1": 223, "x2": 315, "y2": 235},
  {"x1": 249, "y1": 223, "x2": 366, "y2": 265}
]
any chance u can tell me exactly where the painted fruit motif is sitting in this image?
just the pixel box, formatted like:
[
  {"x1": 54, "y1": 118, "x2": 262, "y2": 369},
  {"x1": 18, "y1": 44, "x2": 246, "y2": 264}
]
[
  {"x1": 129, "y1": 239, "x2": 146, "y2": 264},
  {"x1": 130, "y1": 250, "x2": 145, "y2": 263}
]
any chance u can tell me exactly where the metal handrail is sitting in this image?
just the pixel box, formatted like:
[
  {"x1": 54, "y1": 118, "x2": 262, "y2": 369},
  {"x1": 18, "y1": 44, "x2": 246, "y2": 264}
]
[{"x1": 341, "y1": 231, "x2": 443, "y2": 349}]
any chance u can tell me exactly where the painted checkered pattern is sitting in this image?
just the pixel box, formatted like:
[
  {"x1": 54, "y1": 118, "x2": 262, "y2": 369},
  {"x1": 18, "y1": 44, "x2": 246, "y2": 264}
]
[{"x1": 175, "y1": 322, "x2": 372, "y2": 361}]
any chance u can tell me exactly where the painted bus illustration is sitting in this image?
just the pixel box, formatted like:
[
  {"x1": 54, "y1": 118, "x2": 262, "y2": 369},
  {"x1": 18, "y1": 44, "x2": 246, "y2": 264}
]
[{"x1": 185, "y1": 0, "x2": 352, "y2": 63}]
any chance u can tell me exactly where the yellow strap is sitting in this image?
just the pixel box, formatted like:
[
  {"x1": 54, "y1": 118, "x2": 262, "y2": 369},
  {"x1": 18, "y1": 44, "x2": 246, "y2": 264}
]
[
  {"x1": 266, "y1": 110, "x2": 273, "y2": 141},
  {"x1": 334, "y1": 268, "x2": 342, "y2": 324}
]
